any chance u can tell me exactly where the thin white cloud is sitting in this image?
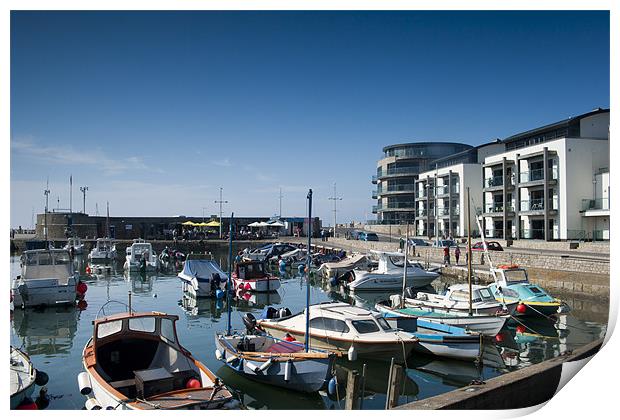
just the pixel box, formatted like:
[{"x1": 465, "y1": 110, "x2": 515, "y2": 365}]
[
  {"x1": 210, "y1": 158, "x2": 232, "y2": 167},
  {"x1": 11, "y1": 138, "x2": 153, "y2": 176}
]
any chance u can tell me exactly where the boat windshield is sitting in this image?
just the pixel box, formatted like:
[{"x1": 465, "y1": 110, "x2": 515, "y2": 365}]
[
  {"x1": 375, "y1": 317, "x2": 392, "y2": 331},
  {"x1": 503, "y1": 269, "x2": 529, "y2": 284},
  {"x1": 477, "y1": 288, "x2": 495, "y2": 301},
  {"x1": 351, "y1": 320, "x2": 380, "y2": 334},
  {"x1": 133, "y1": 244, "x2": 151, "y2": 255},
  {"x1": 238, "y1": 263, "x2": 265, "y2": 279},
  {"x1": 389, "y1": 257, "x2": 416, "y2": 268}
]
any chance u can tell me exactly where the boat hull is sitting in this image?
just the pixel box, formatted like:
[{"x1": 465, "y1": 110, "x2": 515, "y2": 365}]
[
  {"x1": 233, "y1": 277, "x2": 280, "y2": 293},
  {"x1": 348, "y1": 272, "x2": 438, "y2": 291},
  {"x1": 215, "y1": 334, "x2": 334, "y2": 393},
  {"x1": 10, "y1": 347, "x2": 37, "y2": 409},
  {"x1": 12, "y1": 277, "x2": 78, "y2": 308}
]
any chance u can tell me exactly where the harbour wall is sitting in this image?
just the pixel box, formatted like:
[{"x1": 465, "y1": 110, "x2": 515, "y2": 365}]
[{"x1": 394, "y1": 338, "x2": 603, "y2": 410}]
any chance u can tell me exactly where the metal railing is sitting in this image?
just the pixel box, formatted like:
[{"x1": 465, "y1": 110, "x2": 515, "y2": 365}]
[
  {"x1": 416, "y1": 208, "x2": 435, "y2": 217},
  {"x1": 520, "y1": 198, "x2": 544, "y2": 211},
  {"x1": 484, "y1": 203, "x2": 515, "y2": 213},
  {"x1": 519, "y1": 228, "x2": 559, "y2": 240},
  {"x1": 372, "y1": 175, "x2": 378, "y2": 183},
  {"x1": 484, "y1": 175, "x2": 504, "y2": 188},
  {"x1": 381, "y1": 185, "x2": 416, "y2": 194},
  {"x1": 519, "y1": 168, "x2": 558, "y2": 183},
  {"x1": 581, "y1": 198, "x2": 609, "y2": 211},
  {"x1": 377, "y1": 167, "x2": 418, "y2": 178},
  {"x1": 372, "y1": 205, "x2": 379, "y2": 213},
  {"x1": 436, "y1": 186, "x2": 449, "y2": 195}
]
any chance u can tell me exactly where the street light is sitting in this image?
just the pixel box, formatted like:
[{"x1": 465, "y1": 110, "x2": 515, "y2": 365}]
[{"x1": 214, "y1": 187, "x2": 228, "y2": 239}]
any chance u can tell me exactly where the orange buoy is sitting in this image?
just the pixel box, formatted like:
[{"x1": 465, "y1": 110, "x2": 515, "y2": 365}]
[{"x1": 186, "y1": 378, "x2": 201, "y2": 389}]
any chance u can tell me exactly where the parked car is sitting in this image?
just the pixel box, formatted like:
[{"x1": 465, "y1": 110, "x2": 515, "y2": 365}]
[
  {"x1": 472, "y1": 241, "x2": 504, "y2": 251},
  {"x1": 359, "y1": 232, "x2": 379, "y2": 241},
  {"x1": 408, "y1": 238, "x2": 430, "y2": 247},
  {"x1": 349, "y1": 230, "x2": 362, "y2": 240},
  {"x1": 433, "y1": 239, "x2": 458, "y2": 248}
]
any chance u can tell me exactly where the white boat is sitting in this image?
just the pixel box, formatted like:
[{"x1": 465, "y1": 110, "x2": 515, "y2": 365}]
[
  {"x1": 233, "y1": 260, "x2": 280, "y2": 293},
  {"x1": 342, "y1": 251, "x2": 439, "y2": 291},
  {"x1": 78, "y1": 311, "x2": 235, "y2": 410},
  {"x1": 10, "y1": 346, "x2": 37, "y2": 409},
  {"x1": 12, "y1": 249, "x2": 82, "y2": 309},
  {"x1": 257, "y1": 302, "x2": 418, "y2": 361},
  {"x1": 64, "y1": 237, "x2": 85, "y2": 255},
  {"x1": 376, "y1": 298, "x2": 510, "y2": 337},
  {"x1": 318, "y1": 254, "x2": 369, "y2": 278},
  {"x1": 123, "y1": 239, "x2": 158, "y2": 272},
  {"x1": 88, "y1": 238, "x2": 117, "y2": 261},
  {"x1": 399, "y1": 284, "x2": 517, "y2": 316},
  {"x1": 178, "y1": 256, "x2": 227, "y2": 297}
]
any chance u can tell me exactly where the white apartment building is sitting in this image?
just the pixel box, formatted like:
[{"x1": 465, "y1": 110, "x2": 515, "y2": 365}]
[{"x1": 481, "y1": 108, "x2": 609, "y2": 241}]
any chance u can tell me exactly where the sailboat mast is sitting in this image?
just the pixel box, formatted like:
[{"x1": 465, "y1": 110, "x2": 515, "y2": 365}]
[
  {"x1": 401, "y1": 223, "x2": 409, "y2": 308},
  {"x1": 106, "y1": 202, "x2": 110, "y2": 237},
  {"x1": 227, "y1": 213, "x2": 234, "y2": 336},
  {"x1": 305, "y1": 189, "x2": 312, "y2": 352},
  {"x1": 467, "y1": 187, "x2": 473, "y2": 316}
]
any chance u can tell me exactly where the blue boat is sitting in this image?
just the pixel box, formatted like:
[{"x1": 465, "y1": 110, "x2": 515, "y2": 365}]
[
  {"x1": 178, "y1": 256, "x2": 228, "y2": 298},
  {"x1": 487, "y1": 265, "x2": 568, "y2": 317},
  {"x1": 383, "y1": 316, "x2": 482, "y2": 362}
]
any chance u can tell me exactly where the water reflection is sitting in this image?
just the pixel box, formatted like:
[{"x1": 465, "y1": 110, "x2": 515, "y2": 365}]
[
  {"x1": 11, "y1": 306, "x2": 80, "y2": 356},
  {"x1": 179, "y1": 293, "x2": 225, "y2": 320}
]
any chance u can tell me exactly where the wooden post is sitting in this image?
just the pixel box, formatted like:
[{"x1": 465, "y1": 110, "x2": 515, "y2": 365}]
[
  {"x1": 386, "y1": 363, "x2": 404, "y2": 409},
  {"x1": 345, "y1": 370, "x2": 361, "y2": 410}
]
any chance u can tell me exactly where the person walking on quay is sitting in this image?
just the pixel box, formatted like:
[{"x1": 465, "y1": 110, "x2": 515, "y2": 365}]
[
  {"x1": 399, "y1": 237, "x2": 405, "y2": 252},
  {"x1": 320, "y1": 229, "x2": 325, "y2": 242},
  {"x1": 443, "y1": 245, "x2": 450, "y2": 266},
  {"x1": 454, "y1": 244, "x2": 461, "y2": 265}
]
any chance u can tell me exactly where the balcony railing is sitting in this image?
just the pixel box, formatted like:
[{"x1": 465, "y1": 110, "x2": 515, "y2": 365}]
[
  {"x1": 372, "y1": 205, "x2": 379, "y2": 213},
  {"x1": 375, "y1": 202, "x2": 416, "y2": 212},
  {"x1": 520, "y1": 199, "x2": 544, "y2": 212},
  {"x1": 378, "y1": 167, "x2": 418, "y2": 177},
  {"x1": 484, "y1": 203, "x2": 515, "y2": 213},
  {"x1": 382, "y1": 185, "x2": 416, "y2": 193},
  {"x1": 416, "y1": 209, "x2": 435, "y2": 217},
  {"x1": 520, "y1": 228, "x2": 558, "y2": 240},
  {"x1": 582, "y1": 198, "x2": 609, "y2": 211},
  {"x1": 484, "y1": 175, "x2": 505, "y2": 188},
  {"x1": 372, "y1": 190, "x2": 378, "y2": 199},
  {"x1": 519, "y1": 168, "x2": 558, "y2": 183},
  {"x1": 372, "y1": 175, "x2": 378, "y2": 183}
]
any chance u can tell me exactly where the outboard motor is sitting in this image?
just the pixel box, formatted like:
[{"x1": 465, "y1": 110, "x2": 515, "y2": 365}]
[
  {"x1": 278, "y1": 307, "x2": 292, "y2": 319},
  {"x1": 242, "y1": 313, "x2": 258, "y2": 334},
  {"x1": 404, "y1": 286, "x2": 416, "y2": 299},
  {"x1": 265, "y1": 306, "x2": 278, "y2": 319}
]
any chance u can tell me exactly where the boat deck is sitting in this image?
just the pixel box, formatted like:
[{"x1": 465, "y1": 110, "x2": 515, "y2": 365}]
[{"x1": 129, "y1": 386, "x2": 230, "y2": 409}]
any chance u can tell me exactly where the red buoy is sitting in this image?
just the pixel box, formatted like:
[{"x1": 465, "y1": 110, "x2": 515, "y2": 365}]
[
  {"x1": 76, "y1": 282, "x2": 88, "y2": 295},
  {"x1": 77, "y1": 300, "x2": 88, "y2": 310},
  {"x1": 186, "y1": 378, "x2": 201, "y2": 389},
  {"x1": 494, "y1": 333, "x2": 504, "y2": 343},
  {"x1": 85, "y1": 266, "x2": 92, "y2": 275},
  {"x1": 17, "y1": 398, "x2": 38, "y2": 410},
  {"x1": 284, "y1": 334, "x2": 295, "y2": 342},
  {"x1": 516, "y1": 325, "x2": 526, "y2": 334},
  {"x1": 516, "y1": 303, "x2": 527, "y2": 314}
]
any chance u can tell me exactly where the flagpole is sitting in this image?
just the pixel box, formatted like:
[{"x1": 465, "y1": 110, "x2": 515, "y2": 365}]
[{"x1": 305, "y1": 189, "x2": 313, "y2": 352}]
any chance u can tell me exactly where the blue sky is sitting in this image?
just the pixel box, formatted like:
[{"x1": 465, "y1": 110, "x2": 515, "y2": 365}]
[{"x1": 10, "y1": 11, "x2": 609, "y2": 228}]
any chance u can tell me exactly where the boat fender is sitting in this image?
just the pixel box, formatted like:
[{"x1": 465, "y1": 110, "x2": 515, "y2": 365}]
[
  {"x1": 215, "y1": 349, "x2": 224, "y2": 360},
  {"x1": 390, "y1": 295, "x2": 402, "y2": 308},
  {"x1": 35, "y1": 369, "x2": 49, "y2": 386},
  {"x1": 78, "y1": 371, "x2": 92, "y2": 395},
  {"x1": 226, "y1": 355, "x2": 238, "y2": 364},
  {"x1": 278, "y1": 307, "x2": 291, "y2": 318},
  {"x1": 186, "y1": 378, "x2": 201, "y2": 388},
  {"x1": 17, "y1": 283, "x2": 29, "y2": 300},
  {"x1": 284, "y1": 360, "x2": 292, "y2": 381},
  {"x1": 85, "y1": 398, "x2": 102, "y2": 410},
  {"x1": 258, "y1": 359, "x2": 272, "y2": 372},
  {"x1": 76, "y1": 281, "x2": 88, "y2": 296},
  {"x1": 245, "y1": 361, "x2": 260, "y2": 373},
  {"x1": 516, "y1": 303, "x2": 527, "y2": 314},
  {"x1": 327, "y1": 376, "x2": 338, "y2": 396},
  {"x1": 215, "y1": 289, "x2": 225, "y2": 300},
  {"x1": 347, "y1": 346, "x2": 357, "y2": 362}
]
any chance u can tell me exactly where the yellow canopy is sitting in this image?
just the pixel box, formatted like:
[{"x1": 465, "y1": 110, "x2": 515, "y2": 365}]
[
  {"x1": 196, "y1": 222, "x2": 210, "y2": 227},
  {"x1": 181, "y1": 221, "x2": 197, "y2": 226},
  {"x1": 205, "y1": 220, "x2": 221, "y2": 227}
]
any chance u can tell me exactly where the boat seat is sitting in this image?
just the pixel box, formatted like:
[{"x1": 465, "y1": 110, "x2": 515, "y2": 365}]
[
  {"x1": 265, "y1": 341, "x2": 303, "y2": 353},
  {"x1": 109, "y1": 378, "x2": 136, "y2": 389}
]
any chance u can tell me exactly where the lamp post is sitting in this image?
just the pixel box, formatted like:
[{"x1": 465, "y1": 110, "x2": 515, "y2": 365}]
[
  {"x1": 80, "y1": 186, "x2": 88, "y2": 214},
  {"x1": 214, "y1": 187, "x2": 228, "y2": 239},
  {"x1": 328, "y1": 183, "x2": 342, "y2": 238}
]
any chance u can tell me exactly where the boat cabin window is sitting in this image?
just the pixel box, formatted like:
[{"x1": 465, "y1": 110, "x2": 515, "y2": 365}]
[
  {"x1": 528, "y1": 286, "x2": 543, "y2": 295},
  {"x1": 160, "y1": 318, "x2": 177, "y2": 343},
  {"x1": 351, "y1": 320, "x2": 380, "y2": 334},
  {"x1": 375, "y1": 317, "x2": 392, "y2": 331},
  {"x1": 53, "y1": 252, "x2": 71, "y2": 265},
  {"x1": 389, "y1": 257, "x2": 414, "y2": 268},
  {"x1": 97, "y1": 320, "x2": 123, "y2": 338},
  {"x1": 309, "y1": 317, "x2": 350, "y2": 333},
  {"x1": 238, "y1": 263, "x2": 265, "y2": 279},
  {"x1": 128, "y1": 317, "x2": 156, "y2": 333},
  {"x1": 497, "y1": 287, "x2": 519, "y2": 299},
  {"x1": 503, "y1": 269, "x2": 528, "y2": 284},
  {"x1": 478, "y1": 288, "x2": 495, "y2": 301}
]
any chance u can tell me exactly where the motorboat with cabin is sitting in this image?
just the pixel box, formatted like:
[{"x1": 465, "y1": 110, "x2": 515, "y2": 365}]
[
  {"x1": 256, "y1": 302, "x2": 419, "y2": 361},
  {"x1": 392, "y1": 284, "x2": 517, "y2": 316},
  {"x1": 78, "y1": 310, "x2": 235, "y2": 409},
  {"x1": 64, "y1": 237, "x2": 85, "y2": 255},
  {"x1": 178, "y1": 255, "x2": 228, "y2": 298},
  {"x1": 88, "y1": 238, "x2": 117, "y2": 262},
  {"x1": 123, "y1": 239, "x2": 158, "y2": 272},
  {"x1": 10, "y1": 346, "x2": 48, "y2": 409},
  {"x1": 318, "y1": 254, "x2": 370, "y2": 278},
  {"x1": 233, "y1": 260, "x2": 280, "y2": 293},
  {"x1": 243, "y1": 243, "x2": 299, "y2": 262},
  {"x1": 340, "y1": 251, "x2": 439, "y2": 291},
  {"x1": 12, "y1": 249, "x2": 87, "y2": 309},
  {"x1": 488, "y1": 265, "x2": 566, "y2": 317}
]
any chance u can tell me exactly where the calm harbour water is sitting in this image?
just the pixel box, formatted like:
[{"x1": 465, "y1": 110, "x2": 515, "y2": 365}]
[{"x1": 9, "y1": 251, "x2": 608, "y2": 410}]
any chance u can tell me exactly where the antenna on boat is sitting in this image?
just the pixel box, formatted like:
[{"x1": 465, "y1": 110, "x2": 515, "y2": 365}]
[
  {"x1": 305, "y1": 189, "x2": 312, "y2": 352},
  {"x1": 467, "y1": 187, "x2": 473, "y2": 316},
  {"x1": 226, "y1": 212, "x2": 234, "y2": 336},
  {"x1": 400, "y1": 222, "x2": 409, "y2": 308}
]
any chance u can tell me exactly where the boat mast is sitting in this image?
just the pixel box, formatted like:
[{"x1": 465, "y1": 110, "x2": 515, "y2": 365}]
[
  {"x1": 467, "y1": 187, "x2": 473, "y2": 316},
  {"x1": 305, "y1": 189, "x2": 312, "y2": 352},
  {"x1": 106, "y1": 201, "x2": 110, "y2": 238},
  {"x1": 44, "y1": 179, "x2": 50, "y2": 248},
  {"x1": 400, "y1": 222, "x2": 409, "y2": 308},
  {"x1": 227, "y1": 213, "x2": 234, "y2": 336}
]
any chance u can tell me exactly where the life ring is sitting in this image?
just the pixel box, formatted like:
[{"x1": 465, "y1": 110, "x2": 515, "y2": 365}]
[{"x1": 497, "y1": 264, "x2": 519, "y2": 269}]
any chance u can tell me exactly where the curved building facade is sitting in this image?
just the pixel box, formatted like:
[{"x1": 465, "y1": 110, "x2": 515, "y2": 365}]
[{"x1": 372, "y1": 142, "x2": 473, "y2": 224}]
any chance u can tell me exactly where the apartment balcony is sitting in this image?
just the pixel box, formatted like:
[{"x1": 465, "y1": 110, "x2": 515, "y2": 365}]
[
  {"x1": 520, "y1": 227, "x2": 559, "y2": 240},
  {"x1": 482, "y1": 203, "x2": 516, "y2": 216},
  {"x1": 519, "y1": 168, "x2": 558, "y2": 185},
  {"x1": 372, "y1": 175, "x2": 378, "y2": 184},
  {"x1": 519, "y1": 198, "x2": 558, "y2": 214},
  {"x1": 483, "y1": 175, "x2": 515, "y2": 191},
  {"x1": 377, "y1": 167, "x2": 418, "y2": 180},
  {"x1": 372, "y1": 205, "x2": 379, "y2": 214},
  {"x1": 582, "y1": 198, "x2": 609, "y2": 211},
  {"x1": 376, "y1": 202, "x2": 417, "y2": 212},
  {"x1": 436, "y1": 207, "x2": 460, "y2": 217},
  {"x1": 416, "y1": 208, "x2": 435, "y2": 218},
  {"x1": 372, "y1": 189, "x2": 378, "y2": 199},
  {"x1": 379, "y1": 185, "x2": 416, "y2": 197}
]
